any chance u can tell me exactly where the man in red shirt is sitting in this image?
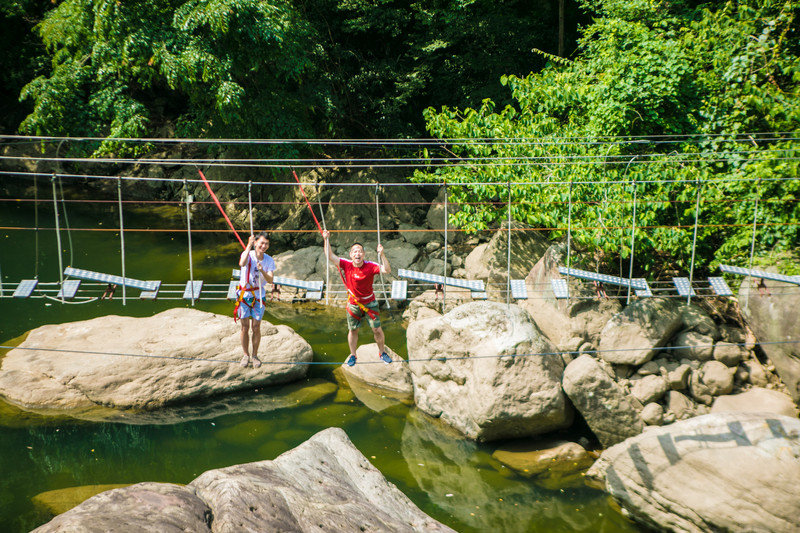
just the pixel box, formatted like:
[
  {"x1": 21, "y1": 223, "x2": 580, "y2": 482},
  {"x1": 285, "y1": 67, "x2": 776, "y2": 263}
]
[{"x1": 323, "y1": 230, "x2": 392, "y2": 366}]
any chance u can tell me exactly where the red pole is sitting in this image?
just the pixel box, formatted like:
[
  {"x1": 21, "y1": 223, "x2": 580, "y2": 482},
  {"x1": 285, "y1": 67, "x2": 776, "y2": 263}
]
[
  {"x1": 291, "y1": 170, "x2": 323, "y2": 235},
  {"x1": 197, "y1": 169, "x2": 246, "y2": 249}
]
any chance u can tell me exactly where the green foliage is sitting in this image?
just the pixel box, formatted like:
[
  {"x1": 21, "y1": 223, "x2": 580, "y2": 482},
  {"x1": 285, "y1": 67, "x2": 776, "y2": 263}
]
[
  {"x1": 415, "y1": 0, "x2": 800, "y2": 275},
  {"x1": 19, "y1": 0, "x2": 325, "y2": 153}
]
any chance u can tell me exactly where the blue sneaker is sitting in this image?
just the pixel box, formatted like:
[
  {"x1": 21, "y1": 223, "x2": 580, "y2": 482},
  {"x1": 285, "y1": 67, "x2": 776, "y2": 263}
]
[
  {"x1": 379, "y1": 351, "x2": 392, "y2": 364},
  {"x1": 345, "y1": 354, "x2": 357, "y2": 367}
]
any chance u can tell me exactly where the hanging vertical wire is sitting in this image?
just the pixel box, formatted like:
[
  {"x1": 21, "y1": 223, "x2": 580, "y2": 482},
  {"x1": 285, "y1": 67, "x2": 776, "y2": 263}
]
[
  {"x1": 57, "y1": 176, "x2": 74, "y2": 267},
  {"x1": 745, "y1": 193, "x2": 760, "y2": 311},
  {"x1": 506, "y1": 179, "x2": 512, "y2": 308},
  {"x1": 688, "y1": 178, "x2": 703, "y2": 305},
  {"x1": 317, "y1": 189, "x2": 330, "y2": 305},
  {"x1": 117, "y1": 177, "x2": 127, "y2": 305},
  {"x1": 623, "y1": 156, "x2": 639, "y2": 305},
  {"x1": 33, "y1": 174, "x2": 39, "y2": 279},
  {"x1": 375, "y1": 184, "x2": 390, "y2": 309},
  {"x1": 51, "y1": 175, "x2": 64, "y2": 302},
  {"x1": 443, "y1": 183, "x2": 448, "y2": 312},
  {"x1": 565, "y1": 178, "x2": 573, "y2": 303},
  {"x1": 184, "y1": 178, "x2": 195, "y2": 306},
  {"x1": 248, "y1": 181, "x2": 254, "y2": 236}
]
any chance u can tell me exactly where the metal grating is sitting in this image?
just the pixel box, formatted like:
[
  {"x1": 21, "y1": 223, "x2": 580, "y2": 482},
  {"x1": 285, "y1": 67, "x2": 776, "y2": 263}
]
[
  {"x1": 391, "y1": 280, "x2": 408, "y2": 301},
  {"x1": 708, "y1": 277, "x2": 733, "y2": 296},
  {"x1": 445, "y1": 277, "x2": 485, "y2": 291},
  {"x1": 471, "y1": 291, "x2": 488, "y2": 300},
  {"x1": 633, "y1": 279, "x2": 653, "y2": 298},
  {"x1": 13, "y1": 279, "x2": 38, "y2": 298},
  {"x1": 510, "y1": 279, "x2": 528, "y2": 300},
  {"x1": 64, "y1": 267, "x2": 159, "y2": 291},
  {"x1": 551, "y1": 279, "x2": 569, "y2": 299},
  {"x1": 719, "y1": 265, "x2": 800, "y2": 285},
  {"x1": 183, "y1": 280, "x2": 203, "y2": 300},
  {"x1": 672, "y1": 277, "x2": 696, "y2": 297},
  {"x1": 226, "y1": 281, "x2": 239, "y2": 300},
  {"x1": 57, "y1": 280, "x2": 81, "y2": 299},
  {"x1": 398, "y1": 268, "x2": 446, "y2": 284},
  {"x1": 558, "y1": 267, "x2": 648, "y2": 290},
  {"x1": 139, "y1": 281, "x2": 162, "y2": 300},
  {"x1": 306, "y1": 291, "x2": 322, "y2": 300},
  {"x1": 232, "y1": 268, "x2": 241, "y2": 278},
  {"x1": 272, "y1": 276, "x2": 324, "y2": 291}
]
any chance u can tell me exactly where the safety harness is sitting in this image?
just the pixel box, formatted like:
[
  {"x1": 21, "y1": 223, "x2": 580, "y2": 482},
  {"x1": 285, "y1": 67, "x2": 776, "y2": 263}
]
[
  {"x1": 233, "y1": 255, "x2": 264, "y2": 322},
  {"x1": 336, "y1": 262, "x2": 378, "y2": 321}
]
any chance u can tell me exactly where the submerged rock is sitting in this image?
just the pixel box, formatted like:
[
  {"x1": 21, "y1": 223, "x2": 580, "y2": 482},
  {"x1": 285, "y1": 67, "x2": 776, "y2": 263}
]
[
  {"x1": 0, "y1": 308, "x2": 312, "y2": 414},
  {"x1": 341, "y1": 343, "x2": 413, "y2": 398},
  {"x1": 34, "y1": 427, "x2": 455, "y2": 532},
  {"x1": 406, "y1": 301, "x2": 571, "y2": 442},
  {"x1": 586, "y1": 412, "x2": 800, "y2": 533},
  {"x1": 562, "y1": 355, "x2": 644, "y2": 447},
  {"x1": 491, "y1": 438, "x2": 595, "y2": 489}
]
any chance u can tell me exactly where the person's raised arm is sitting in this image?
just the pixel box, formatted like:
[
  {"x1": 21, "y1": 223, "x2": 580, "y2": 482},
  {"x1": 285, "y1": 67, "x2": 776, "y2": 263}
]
[
  {"x1": 377, "y1": 243, "x2": 391, "y2": 274},
  {"x1": 239, "y1": 234, "x2": 255, "y2": 267},
  {"x1": 257, "y1": 262, "x2": 274, "y2": 284},
  {"x1": 323, "y1": 230, "x2": 339, "y2": 264}
]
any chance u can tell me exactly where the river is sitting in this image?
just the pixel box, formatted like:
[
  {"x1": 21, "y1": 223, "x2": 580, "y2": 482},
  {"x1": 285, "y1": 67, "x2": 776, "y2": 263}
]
[{"x1": 0, "y1": 183, "x2": 640, "y2": 532}]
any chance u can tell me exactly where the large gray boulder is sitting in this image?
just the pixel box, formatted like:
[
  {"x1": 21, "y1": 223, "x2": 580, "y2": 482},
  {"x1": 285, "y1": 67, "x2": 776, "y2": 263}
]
[
  {"x1": 0, "y1": 309, "x2": 312, "y2": 414},
  {"x1": 586, "y1": 413, "x2": 800, "y2": 533},
  {"x1": 341, "y1": 343, "x2": 413, "y2": 399},
  {"x1": 34, "y1": 427, "x2": 455, "y2": 532},
  {"x1": 406, "y1": 301, "x2": 571, "y2": 441},
  {"x1": 517, "y1": 244, "x2": 622, "y2": 349},
  {"x1": 711, "y1": 387, "x2": 799, "y2": 418},
  {"x1": 562, "y1": 355, "x2": 644, "y2": 447},
  {"x1": 598, "y1": 299, "x2": 683, "y2": 366},
  {"x1": 739, "y1": 276, "x2": 800, "y2": 401},
  {"x1": 462, "y1": 220, "x2": 549, "y2": 285}
]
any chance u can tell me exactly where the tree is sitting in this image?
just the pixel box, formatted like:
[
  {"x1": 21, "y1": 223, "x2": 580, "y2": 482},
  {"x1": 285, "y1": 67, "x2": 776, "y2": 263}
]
[
  {"x1": 19, "y1": 0, "x2": 326, "y2": 154},
  {"x1": 414, "y1": 0, "x2": 800, "y2": 274}
]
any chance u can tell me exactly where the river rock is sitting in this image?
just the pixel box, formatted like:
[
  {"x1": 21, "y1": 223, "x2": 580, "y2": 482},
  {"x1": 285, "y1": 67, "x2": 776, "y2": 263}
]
[
  {"x1": 585, "y1": 412, "x2": 800, "y2": 533},
  {"x1": 464, "y1": 242, "x2": 490, "y2": 281},
  {"x1": 406, "y1": 301, "x2": 571, "y2": 442},
  {"x1": 711, "y1": 387, "x2": 799, "y2": 418},
  {"x1": 426, "y1": 187, "x2": 463, "y2": 243},
  {"x1": 743, "y1": 359, "x2": 769, "y2": 387},
  {"x1": 713, "y1": 342, "x2": 747, "y2": 367},
  {"x1": 597, "y1": 299, "x2": 683, "y2": 366},
  {"x1": 671, "y1": 330, "x2": 714, "y2": 361},
  {"x1": 273, "y1": 246, "x2": 326, "y2": 280},
  {"x1": 640, "y1": 403, "x2": 664, "y2": 426},
  {"x1": 0, "y1": 309, "x2": 312, "y2": 413},
  {"x1": 341, "y1": 343, "x2": 413, "y2": 398},
  {"x1": 473, "y1": 220, "x2": 549, "y2": 284},
  {"x1": 699, "y1": 360, "x2": 735, "y2": 396},
  {"x1": 739, "y1": 276, "x2": 800, "y2": 401},
  {"x1": 491, "y1": 438, "x2": 595, "y2": 489},
  {"x1": 32, "y1": 484, "x2": 131, "y2": 517},
  {"x1": 34, "y1": 428, "x2": 454, "y2": 532},
  {"x1": 398, "y1": 222, "x2": 437, "y2": 246},
  {"x1": 666, "y1": 390, "x2": 696, "y2": 420},
  {"x1": 382, "y1": 239, "x2": 421, "y2": 271},
  {"x1": 667, "y1": 363, "x2": 691, "y2": 390},
  {"x1": 630, "y1": 375, "x2": 668, "y2": 404},
  {"x1": 679, "y1": 304, "x2": 719, "y2": 339},
  {"x1": 562, "y1": 355, "x2": 644, "y2": 447}
]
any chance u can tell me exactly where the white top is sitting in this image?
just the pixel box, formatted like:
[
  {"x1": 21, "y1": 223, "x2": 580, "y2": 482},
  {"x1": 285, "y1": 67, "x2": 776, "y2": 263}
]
[{"x1": 239, "y1": 250, "x2": 276, "y2": 300}]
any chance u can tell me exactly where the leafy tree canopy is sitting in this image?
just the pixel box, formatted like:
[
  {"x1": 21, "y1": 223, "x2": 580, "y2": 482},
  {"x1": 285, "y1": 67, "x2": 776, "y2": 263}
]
[{"x1": 415, "y1": 0, "x2": 800, "y2": 275}]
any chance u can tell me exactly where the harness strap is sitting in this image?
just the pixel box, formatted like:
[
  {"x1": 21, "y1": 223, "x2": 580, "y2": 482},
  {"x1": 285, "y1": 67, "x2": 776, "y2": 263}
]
[
  {"x1": 233, "y1": 256, "x2": 265, "y2": 322},
  {"x1": 337, "y1": 263, "x2": 378, "y2": 320}
]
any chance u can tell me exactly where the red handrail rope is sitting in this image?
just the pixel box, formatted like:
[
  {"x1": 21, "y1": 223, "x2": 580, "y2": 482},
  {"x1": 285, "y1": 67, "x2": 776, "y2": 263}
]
[{"x1": 197, "y1": 169, "x2": 245, "y2": 249}]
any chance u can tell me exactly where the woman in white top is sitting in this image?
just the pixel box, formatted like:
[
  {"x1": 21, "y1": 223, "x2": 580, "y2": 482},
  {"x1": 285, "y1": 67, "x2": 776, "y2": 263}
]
[{"x1": 237, "y1": 232, "x2": 276, "y2": 368}]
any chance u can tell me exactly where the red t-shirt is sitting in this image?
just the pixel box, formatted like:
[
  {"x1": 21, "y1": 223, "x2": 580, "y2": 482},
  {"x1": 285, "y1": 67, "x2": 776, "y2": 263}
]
[{"x1": 339, "y1": 258, "x2": 380, "y2": 303}]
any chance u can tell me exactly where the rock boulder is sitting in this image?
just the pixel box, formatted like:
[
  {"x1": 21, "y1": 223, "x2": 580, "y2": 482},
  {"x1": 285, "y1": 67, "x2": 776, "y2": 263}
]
[
  {"x1": 739, "y1": 276, "x2": 800, "y2": 401},
  {"x1": 586, "y1": 413, "x2": 800, "y2": 533},
  {"x1": 562, "y1": 355, "x2": 644, "y2": 447},
  {"x1": 598, "y1": 299, "x2": 683, "y2": 366},
  {"x1": 406, "y1": 301, "x2": 572, "y2": 441},
  {"x1": 34, "y1": 428, "x2": 455, "y2": 532},
  {"x1": 0, "y1": 309, "x2": 312, "y2": 414},
  {"x1": 711, "y1": 387, "x2": 799, "y2": 418}
]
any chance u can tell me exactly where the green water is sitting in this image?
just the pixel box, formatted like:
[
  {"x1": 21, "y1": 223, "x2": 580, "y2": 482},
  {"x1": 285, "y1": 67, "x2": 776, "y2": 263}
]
[{"x1": 0, "y1": 186, "x2": 640, "y2": 532}]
